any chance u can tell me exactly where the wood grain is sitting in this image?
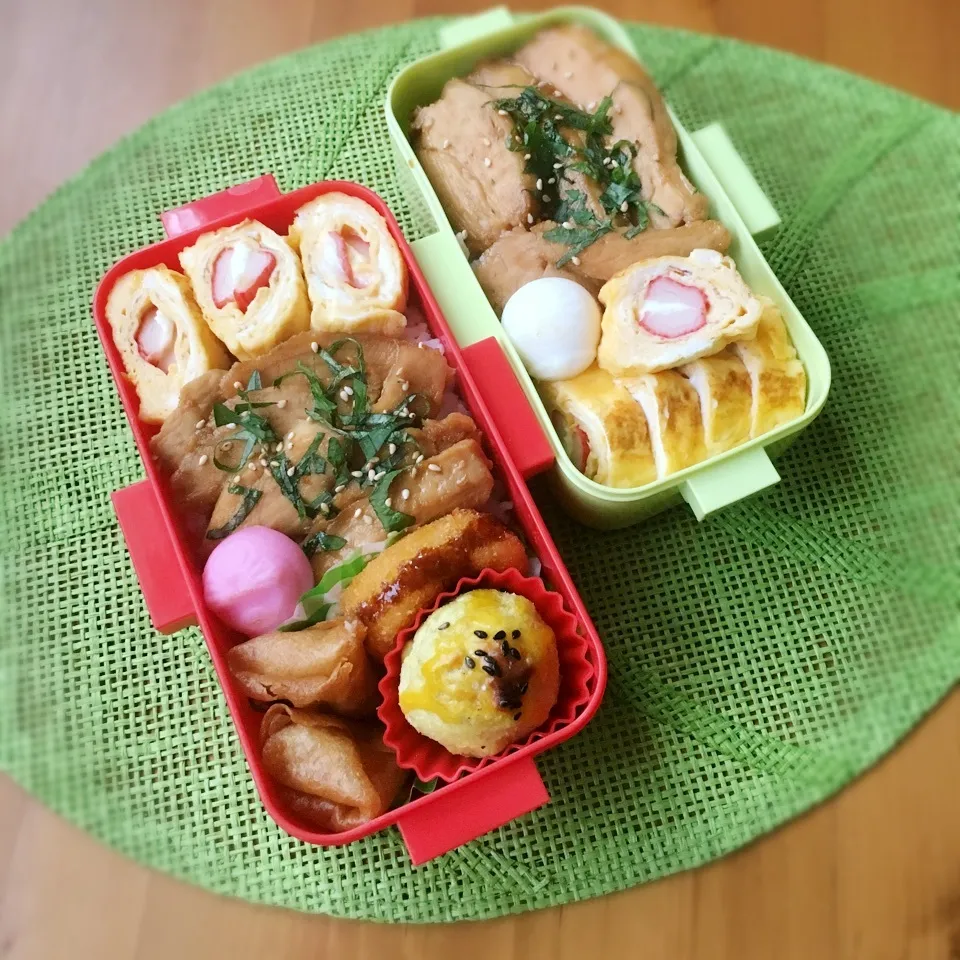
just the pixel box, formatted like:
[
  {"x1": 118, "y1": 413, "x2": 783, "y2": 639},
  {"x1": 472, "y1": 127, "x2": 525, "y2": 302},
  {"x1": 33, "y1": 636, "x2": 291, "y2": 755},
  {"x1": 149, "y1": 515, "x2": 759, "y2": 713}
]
[{"x1": 1, "y1": 1, "x2": 958, "y2": 957}]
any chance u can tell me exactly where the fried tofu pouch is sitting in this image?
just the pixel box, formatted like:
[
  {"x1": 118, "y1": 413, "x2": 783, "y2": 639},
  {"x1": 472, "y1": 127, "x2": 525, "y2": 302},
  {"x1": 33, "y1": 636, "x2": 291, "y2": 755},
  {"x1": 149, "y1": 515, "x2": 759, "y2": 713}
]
[
  {"x1": 515, "y1": 24, "x2": 707, "y2": 228},
  {"x1": 412, "y1": 77, "x2": 535, "y2": 255},
  {"x1": 289, "y1": 193, "x2": 408, "y2": 335},
  {"x1": 179, "y1": 219, "x2": 310, "y2": 360},
  {"x1": 106, "y1": 266, "x2": 231, "y2": 423},
  {"x1": 340, "y1": 509, "x2": 528, "y2": 660},
  {"x1": 260, "y1": 705, "x2": 407, "y2": 832},
  {"x1": 473, "y1": 222, "x2": 731, "y2": 316},
  {"x1": 227, "y1": 618, "x2": 378, "y2": 716}
]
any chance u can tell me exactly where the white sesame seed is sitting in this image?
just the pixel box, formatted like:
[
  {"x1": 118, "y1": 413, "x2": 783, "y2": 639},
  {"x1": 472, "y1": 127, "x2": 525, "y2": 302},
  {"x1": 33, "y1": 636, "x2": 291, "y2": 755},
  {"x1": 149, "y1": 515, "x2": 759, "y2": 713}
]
[
  {"x1": 524, "y1": 153, "x2": 531, "y2": 160},
  {"x1": 354, "y1": 508, "x2": 362, "y2": 518},
  {"x1": 368, "y1": 469, "x2": 376, "y2": 481},
  {"x1": 340, "y1": 390, "x2": 350, "y2": 401},
  {"x1": 401, "y1": 489, "x2": 410, "y2": 500},
  {"x1": 587, "y1": 101, "x2": 596, "y2": 110},
  {"x1": 363, "y1": 516, "x2": 373, "y2": 525},
  {"x1": 553, "y1": 162, "x2": 562, "y2": 170},
  {"x1": 351, "y1": 470, "x2": 363, "y2": 478},
  {"x1": 369, "y1": 456, "x2": 379, "y2": 465},
  {"x1": 286, "y1": 431, "x2": 295, "y2": 440},
  {"x1": 564, "y1": 70, "x2": 573, "y2": 78},
  {"x1": 548, "y1": 177, "x2": 556, "y2": 185},
  {"x1": 527, "y1": 213, "x2": 534, "y2": 224},
  {"x1": 232, "y1": 475, "x2": 240, "y2": 483},
  {"x1": 375, "y1": 471, "x2": 385, "y2": 480},
  {"x1": 384, "y1": 498, "x2": 392, "y2": 508},
  {"x1": 621, "y1": 201, "x2": 629, "y2": 212},
  {"x1": 442, "y1": 138, "x2": 450, "y2": 148},
  {"x1": 388, "y1": 443, "x2": 397, "y2": 455},
  {"x1": 536, "y1": 178, "x2": 543, "y2": 190},
  {"x1": 286, "y1": 467, "x2": 295, "y2": 477},
  {"x1": 542, "y1": 195, "x2": 550, "y2": 202},
  {"x1": 277, "y1": 399, "x2": 287, "y2": 409},
  {"x1": 343, "y1": 385, "x2": 353, "y2": 396},
  {"x1": 320, "y1": 502, "x2": 330, "y2": 514},
  {"x1": 563, "y1": 220, "x2": 573, "y2": 229},
  {"x1": 247, "y1": 462, "x2": 257, "y2": 471},
  {"x1": 240, "y1": 410, "x2": 250, "y2": 419},
  {"x1": 482, "y1": 137, "x2": 491, "y2": 147},
  {"x1": 417, "y1": 342, "x2": 424, "y2": 349},
  {"x1": 402, "y1": 381, "x2": 410, "y2": 392},
  {"x1": 286, "y1": 442, "x2": 293, "y2": 451},
  {"x1": 310, "y1": 341, "x2": 319, "y2": 353},
  {"x1": 427, "y1": 463, "x2": 442, "y2": 473},
  {"x1": 198, "y1": 454, "x2": 208, "y2": 466},
  {"x1": 415, "y1": 454, "x2": 424, "y2": 464},
  {"x1": 483, "y1": 157, "x2": 492, "y2": 168},
  {"x1": 275, "y1": 442, "x2": 283, "y2": 452},
  {"x1": 334, "y1": 484, "x2": 345, "y2": 493},
  {"x1": 554, "y1": 114, "x2": 563, "y2": 121},
  {"x1": 572, "y1": 255, "x2": 581, "y2": 266},
  {"x1": 498, "y1": 109, "x2": 508, "y2": 116},
  {"x1": 195, "y1": 419, "x2": 206, "y2": 430},
  {"x1": 233, "y1": 381, "x2": 242, "y2": 389}
]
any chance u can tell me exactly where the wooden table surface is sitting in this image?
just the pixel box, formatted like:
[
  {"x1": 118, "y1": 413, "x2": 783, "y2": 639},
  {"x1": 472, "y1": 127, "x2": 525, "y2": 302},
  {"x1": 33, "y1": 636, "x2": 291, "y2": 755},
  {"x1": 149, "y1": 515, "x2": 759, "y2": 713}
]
[{"x1": 2, "y1": 2, "x2": 958, "y2": 958}]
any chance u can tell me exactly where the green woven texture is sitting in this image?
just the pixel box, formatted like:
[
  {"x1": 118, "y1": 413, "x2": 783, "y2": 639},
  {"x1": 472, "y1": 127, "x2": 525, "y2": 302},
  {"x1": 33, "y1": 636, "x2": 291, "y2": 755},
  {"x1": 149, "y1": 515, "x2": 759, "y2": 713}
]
[{"x1": 1, "y1": 18, "x2": 958, "y2": 923}]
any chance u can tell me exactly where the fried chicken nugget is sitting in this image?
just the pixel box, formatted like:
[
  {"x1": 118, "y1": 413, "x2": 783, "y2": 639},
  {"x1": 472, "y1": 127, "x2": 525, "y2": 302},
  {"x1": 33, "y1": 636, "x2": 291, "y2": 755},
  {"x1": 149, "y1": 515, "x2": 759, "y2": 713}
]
[{"x1": 340, "y1": 509, "x2": 527, "y2": 660}]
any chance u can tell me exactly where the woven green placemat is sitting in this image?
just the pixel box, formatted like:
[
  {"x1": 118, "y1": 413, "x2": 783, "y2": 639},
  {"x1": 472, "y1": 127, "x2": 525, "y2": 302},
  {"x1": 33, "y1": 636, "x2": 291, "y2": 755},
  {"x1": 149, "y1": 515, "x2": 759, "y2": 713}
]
[{"x1": 1, "y1": 18, "x2": 958, "y2": 923}]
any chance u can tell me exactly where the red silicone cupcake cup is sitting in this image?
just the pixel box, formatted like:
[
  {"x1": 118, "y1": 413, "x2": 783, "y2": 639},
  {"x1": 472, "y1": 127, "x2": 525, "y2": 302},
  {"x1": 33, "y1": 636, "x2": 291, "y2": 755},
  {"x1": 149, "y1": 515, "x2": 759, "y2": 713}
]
[{"x1": 377, "y1": 567, "x2": 594, "y2": 783}]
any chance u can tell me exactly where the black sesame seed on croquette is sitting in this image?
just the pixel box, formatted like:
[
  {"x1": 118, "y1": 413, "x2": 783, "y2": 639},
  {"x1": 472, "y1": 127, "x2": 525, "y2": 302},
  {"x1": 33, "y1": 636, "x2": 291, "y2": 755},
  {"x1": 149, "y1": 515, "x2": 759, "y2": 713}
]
[
  {"x1": 474, "y1": 629, "x2": 488, "y2": 639},
  {"x1": 464, "y1": 656, "x2": 476, "y2": 669}
]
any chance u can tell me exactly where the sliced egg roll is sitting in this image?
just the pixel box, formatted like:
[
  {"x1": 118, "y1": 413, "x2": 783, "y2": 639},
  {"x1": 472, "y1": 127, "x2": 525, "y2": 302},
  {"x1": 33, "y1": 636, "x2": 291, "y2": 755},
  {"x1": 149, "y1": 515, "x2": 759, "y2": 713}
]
[
  {"x1": 731, "y1": 301, "x2": 807, "y2": 438},
  {"x1": 289, "y1": 193, "x2": 408, "y2": 335},
  {"x1": 598, "y1": 248, "x2": 763, "y2": 376},
  {"x1": 680, "y1": 348, "x2": 753, "y2": 456},
  {"x1": 106, "y1": 265, "x2": 231, "y2": 423},
  {"x1": 540, "y1": 366, "x2": 657, "y2": 488},
  {"x1": 619, "y1": 371, "x2": 707, "y2": 478},
  {"x1": 179, "y1": 218, "x2": 310, "y2": 361}
]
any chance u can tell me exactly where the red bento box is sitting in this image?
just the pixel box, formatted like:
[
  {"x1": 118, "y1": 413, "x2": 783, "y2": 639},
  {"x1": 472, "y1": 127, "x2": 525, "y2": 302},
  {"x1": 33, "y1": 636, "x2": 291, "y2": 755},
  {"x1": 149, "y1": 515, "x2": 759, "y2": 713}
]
[{"x1": 92, "y1": 174, "x2": 607, "y2": 864}]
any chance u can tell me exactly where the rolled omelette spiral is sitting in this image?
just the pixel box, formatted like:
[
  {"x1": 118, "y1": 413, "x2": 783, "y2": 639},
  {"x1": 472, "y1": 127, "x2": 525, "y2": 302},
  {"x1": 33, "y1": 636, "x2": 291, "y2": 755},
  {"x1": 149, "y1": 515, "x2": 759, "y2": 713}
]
[
  {"x1": 179, "y1": 219, "x2": 310, "y2": 360},
  {"x1": 597, "y1": 248, "x2": 763, "y2": 376},
  {"x1": 289, "y1": 193, "x2": 408, "y2": 335},
  {"x1": 540, "y1": 366, "x2": 657, "y2": 488},
  {"x1": 106, "y1": 265, "x2": 231, "y2": 423}
]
